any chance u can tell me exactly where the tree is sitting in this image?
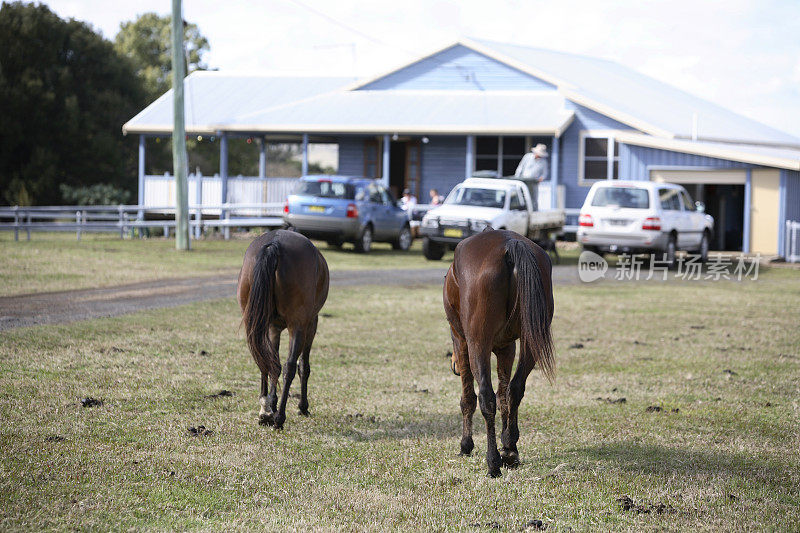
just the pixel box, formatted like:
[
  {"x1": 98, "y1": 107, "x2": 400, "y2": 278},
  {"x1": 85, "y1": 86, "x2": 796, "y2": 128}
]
[
  {"x1": 0, "y1": 1, "x2": 147, "y2": 205},
  {"x1": 114, "y1": 13, "x2": 209, "y2": 101}
]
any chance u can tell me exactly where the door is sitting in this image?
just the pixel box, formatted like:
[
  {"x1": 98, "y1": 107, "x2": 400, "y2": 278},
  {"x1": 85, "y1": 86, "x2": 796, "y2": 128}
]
[
  {"x1": 405, "y1": 141, "x2": 421, "y2": 200},
  {"x1": 679, "y1": 188, "x2": 704, "y2": 248},
  {"x1": 507, "y1": 187, "x2": 529, "y2": 235},
  {"x1": 658, "y1": 187, "x2": 688, "y2": 247},
  {"x1": 363, "y1": 139, "x2": 382, "y2": 179}
]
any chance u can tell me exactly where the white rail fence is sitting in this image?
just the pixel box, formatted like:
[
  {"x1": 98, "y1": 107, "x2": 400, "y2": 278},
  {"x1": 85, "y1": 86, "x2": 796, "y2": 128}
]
[
  {"x1": 787, "y1": 220, "x2": 800, "y2": 263},
  {"x1": 143, "y1": 174, "x2": 297, "y2": 215},
  {"x1": 0, "y1": 203, "x2": 284, "y2": 241}
]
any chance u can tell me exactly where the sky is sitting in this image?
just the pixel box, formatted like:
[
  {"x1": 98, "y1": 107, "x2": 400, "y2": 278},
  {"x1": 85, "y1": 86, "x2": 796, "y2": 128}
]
[{"x1": 43, "y1": 0, "x2": 800, "y2": 139}]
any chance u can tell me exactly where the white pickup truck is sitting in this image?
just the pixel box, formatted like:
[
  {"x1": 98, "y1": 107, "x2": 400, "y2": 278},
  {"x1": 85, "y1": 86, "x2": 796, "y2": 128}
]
[{"x1": 419, "y1": 178, "x2": 565, "y2": 260}]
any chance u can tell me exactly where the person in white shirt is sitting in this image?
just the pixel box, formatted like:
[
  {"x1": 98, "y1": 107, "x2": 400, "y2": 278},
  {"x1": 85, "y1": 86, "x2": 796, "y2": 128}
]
[{"x1": 514, "y1": 143, "x2": 549, "y2": 211}]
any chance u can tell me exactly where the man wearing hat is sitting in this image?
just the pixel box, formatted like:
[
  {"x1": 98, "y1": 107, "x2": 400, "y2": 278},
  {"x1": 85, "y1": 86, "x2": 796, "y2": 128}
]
[{"x1": 514, "y1": 143, "x2": 549, "y2": 211}]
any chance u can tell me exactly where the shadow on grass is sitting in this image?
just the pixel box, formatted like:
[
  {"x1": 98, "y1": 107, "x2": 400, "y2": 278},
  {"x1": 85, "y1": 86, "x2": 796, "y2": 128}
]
[
  {"x1": 577, "y1": 442, "x2": 794, "y2": 492},
  {"x1": 317, "y1": 411, "x2": 459, "y2": 443}
]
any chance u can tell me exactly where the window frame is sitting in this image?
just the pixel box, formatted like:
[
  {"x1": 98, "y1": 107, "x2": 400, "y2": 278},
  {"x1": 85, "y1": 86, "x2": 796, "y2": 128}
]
[{"x1": 578, "y1": 130, "x2": 623, "y2": 186}]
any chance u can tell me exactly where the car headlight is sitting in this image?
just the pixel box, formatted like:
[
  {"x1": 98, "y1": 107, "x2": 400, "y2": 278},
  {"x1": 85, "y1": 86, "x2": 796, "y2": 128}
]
[
  {"x1": 469, "y1": 219, "x2": 491, "y2": 232},
  {"x1": 421, "y1": 216, "x2": 439, "y2": 229}
]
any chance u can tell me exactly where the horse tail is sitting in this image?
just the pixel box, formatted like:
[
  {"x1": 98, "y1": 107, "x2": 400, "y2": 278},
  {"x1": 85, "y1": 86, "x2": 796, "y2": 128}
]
[
  {"x1": 506, "y1": 239, "x2": 555, "y2": 382},
  {"x1": 243, "y1": 240, "x2": 281, "y2": 379}
]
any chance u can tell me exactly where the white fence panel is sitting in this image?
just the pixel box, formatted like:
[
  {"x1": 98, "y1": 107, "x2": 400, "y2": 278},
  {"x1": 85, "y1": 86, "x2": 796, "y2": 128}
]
[
  {"x1": 787, "y1": 220, "x2": 800, "y2": 263},
  {"x1": 144, "y1": 175, "x2": 297, "y2": 215}
]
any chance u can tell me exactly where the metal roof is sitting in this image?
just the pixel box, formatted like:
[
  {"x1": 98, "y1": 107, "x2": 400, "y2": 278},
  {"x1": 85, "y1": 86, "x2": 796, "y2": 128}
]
[
  {"x1": 616, "y1": 132, "x2": 800, "y2": 171},
  {"x1": 225, "y1": 90, "x2": 574, "y2": 135},
  {"x1": 122, "y1": 72, "x2": 356, "y2": 134},
  {"x1": 463, "y1": 38, "x2": 800, "y2": 147}
]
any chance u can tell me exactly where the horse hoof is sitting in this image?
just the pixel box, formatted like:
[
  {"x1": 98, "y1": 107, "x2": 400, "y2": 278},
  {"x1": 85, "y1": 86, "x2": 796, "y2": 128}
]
[
  {"x1": 501, "y1": 451, "x2": 520, "y2": 469},
  {"x1": 298, "y1": 407, "x2": 309, "y2": 416},
  {"x1": 273, "y1": 414, "x2": 286, "y2": 429},
  {"x1": 460, "y1": 437, "x2": 474, "y2": 456},
  {"x1": 259, "y1": 413, "x2": 275, "y2": 426},
  {"x1": 487, "y1": 468, "x2": 502, "y2": 478}
]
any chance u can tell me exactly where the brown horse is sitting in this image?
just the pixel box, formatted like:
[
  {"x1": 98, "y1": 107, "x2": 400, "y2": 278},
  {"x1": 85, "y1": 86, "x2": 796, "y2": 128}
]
[
  {"x1": 237, "y1": 229, "x2": 329, "y2": 429},
  {"x1": 443, "y1": 230, "x2": 555, "y2": 477}
]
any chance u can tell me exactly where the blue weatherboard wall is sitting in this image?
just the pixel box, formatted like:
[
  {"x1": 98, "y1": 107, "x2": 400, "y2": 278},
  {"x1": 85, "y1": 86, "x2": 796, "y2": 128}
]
[
  {"x1": 618, "y1": 145, "x2": 751, "y2": 180},
  {"x1": 336, "y1": 135, "x2": 467, "y2": 196},
  {"x1": 358, "y1": 45, "x2": 556, "y2": 91},
  {"x1": 558, "y1": 102, "x2": 633, "y2": 208}
]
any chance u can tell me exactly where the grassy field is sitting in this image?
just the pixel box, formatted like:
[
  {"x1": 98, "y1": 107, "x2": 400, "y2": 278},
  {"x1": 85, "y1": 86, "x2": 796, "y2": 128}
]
[
  {"x1": 0, "y1": 231, "x2": 464, "y2": 297},
  {"x1": 1, "y1": 267, "x2": 798, "y2": 530}
]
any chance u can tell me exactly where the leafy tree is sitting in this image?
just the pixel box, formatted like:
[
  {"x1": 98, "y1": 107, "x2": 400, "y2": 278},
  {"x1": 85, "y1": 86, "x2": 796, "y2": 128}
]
[
  {"x1": 0, "y1": 1, "x2": 146, "y2": 205},
  {"x1": 114, "y1": 13, "x2": 209, "y2": 101}
]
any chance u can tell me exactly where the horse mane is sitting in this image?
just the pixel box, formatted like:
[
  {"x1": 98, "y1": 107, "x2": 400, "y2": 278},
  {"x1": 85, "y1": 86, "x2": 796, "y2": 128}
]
[
  {"x1": 505, "y1": 239, "x2": 555, "y2": 382},
  {"x1": 242, "y1": 239, "x2": 281, "y2": 380}
]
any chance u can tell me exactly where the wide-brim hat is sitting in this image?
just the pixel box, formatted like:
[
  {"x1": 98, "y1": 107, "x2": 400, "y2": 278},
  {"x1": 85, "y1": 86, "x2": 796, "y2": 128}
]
[{"x1": 532, "y1": 143, "x2": 548, "y2": 157}]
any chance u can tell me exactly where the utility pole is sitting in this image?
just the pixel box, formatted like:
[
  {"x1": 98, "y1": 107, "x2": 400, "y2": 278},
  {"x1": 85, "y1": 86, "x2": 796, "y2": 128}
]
[{"x1": 172, "y1": 0, "x2": 190, "y2": 250}]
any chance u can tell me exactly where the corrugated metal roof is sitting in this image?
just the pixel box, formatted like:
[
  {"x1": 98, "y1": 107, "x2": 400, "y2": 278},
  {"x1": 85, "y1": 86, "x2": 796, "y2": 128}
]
[
  {"x1": 123, "y1": 72, "x2": 356, "y2": 134},
  {"x1": 465, "y1": 38, "x2": 800, "y2": 147},
  {"x1": 616, "y1": 131, "x2": 800, "y2": 170},
  {"x1": 226, "y1": 90, "x2": 574, "y2": 135}
]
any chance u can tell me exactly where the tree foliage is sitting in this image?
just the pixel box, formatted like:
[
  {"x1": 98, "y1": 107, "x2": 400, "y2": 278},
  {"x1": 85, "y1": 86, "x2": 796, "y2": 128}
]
[
  {"x1": 0, "y1": 1, "x2": 146, "y2": 205},
  {"x1": 114, "y1": 12, "x2": 209, "y2": 101}
]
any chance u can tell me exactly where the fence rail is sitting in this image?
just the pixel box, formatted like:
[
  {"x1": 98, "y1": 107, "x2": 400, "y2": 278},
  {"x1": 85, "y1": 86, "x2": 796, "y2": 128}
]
[{"x1": 0, "y1": 203, "x2": 284, "y2": 241}]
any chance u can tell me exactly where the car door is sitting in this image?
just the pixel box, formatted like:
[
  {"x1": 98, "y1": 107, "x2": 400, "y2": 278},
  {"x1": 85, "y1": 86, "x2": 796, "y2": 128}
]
[
  {"x1": 507, "y1": 188, "x2": 529, "y2": 235},
  {"x1": 379, "y1": 186, "x2": 406, "y2": 238},
  {"x1": 680, "y1": 188, "x2": 703, "y2": 248}
]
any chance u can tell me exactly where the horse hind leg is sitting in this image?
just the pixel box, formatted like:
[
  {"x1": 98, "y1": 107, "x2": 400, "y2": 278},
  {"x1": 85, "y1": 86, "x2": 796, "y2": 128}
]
[
  {"x1": 297, "y1": 316, "x2": 318, "y2": 416},
  {"x1": 505, "y1": 347, "x2": 537, "y2": 465},
  {"x1": 495, "y1": 343, "x2": 519, "y2": 468},
  {"x1": 259, "y1": 325, "x2": 282, "y2": 426},
  {"x1": 273, "y1": 327, "x2": 305, "y2": 430},
  {"x1": 470, "y1": 341, "x2": 502, "y2": 478},
  {"x1": 453, "y1": 334, "x2": 476, "y2": 456}
]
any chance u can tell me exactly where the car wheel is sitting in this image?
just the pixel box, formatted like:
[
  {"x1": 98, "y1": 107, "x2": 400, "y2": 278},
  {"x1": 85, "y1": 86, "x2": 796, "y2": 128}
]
[
  {"x1": 665, "y1": 234, "x2": 677, "y2": 269},
  {"x1": 392, "y1": 225, "x2": 412, "y2": 251},
  {"x1": 354, "y1": 225, "x2": 373, "y2": 253},
  {"x1": 422, "y1": 237, "x2": 446, "y2": 260},
  {"x1": 699, "y1": 231, "x2": 709, "y2": 263}
]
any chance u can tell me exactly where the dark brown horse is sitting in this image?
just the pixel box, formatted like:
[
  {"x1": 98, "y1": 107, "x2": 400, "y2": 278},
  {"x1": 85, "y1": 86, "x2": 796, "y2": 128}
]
[
  {"x1": 443, "y1": 230, "x2": 555, "y2": 477},
  {"x1": 237, "y1": 229, "x2": 329, "y2": 429}
]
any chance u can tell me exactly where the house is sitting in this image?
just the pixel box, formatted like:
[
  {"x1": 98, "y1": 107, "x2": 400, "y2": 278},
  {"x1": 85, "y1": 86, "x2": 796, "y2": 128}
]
[{"x1": 123, "y1": 38, "x2": 800, "y2": 255}]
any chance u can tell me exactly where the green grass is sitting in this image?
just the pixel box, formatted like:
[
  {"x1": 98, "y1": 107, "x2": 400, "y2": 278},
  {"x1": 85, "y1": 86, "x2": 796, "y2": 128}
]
[
  {"x1": 0, "y1": 231, "x2": 458, "y2": 296},
  {"x1": 1, "y1": 269, "x2": 798, "y2": 530}
]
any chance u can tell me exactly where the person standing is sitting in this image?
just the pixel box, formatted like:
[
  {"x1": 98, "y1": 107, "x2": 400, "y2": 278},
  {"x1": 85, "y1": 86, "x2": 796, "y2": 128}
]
[
  {"x1": 514, "y1": 143, "x2": 549, "y2": 211},
  {"x1": 429, "y1": 189, "x2": 443, "y2": 205},
  {"x1": 401, "y1": 188, "x2": 417, "y2": 219}
]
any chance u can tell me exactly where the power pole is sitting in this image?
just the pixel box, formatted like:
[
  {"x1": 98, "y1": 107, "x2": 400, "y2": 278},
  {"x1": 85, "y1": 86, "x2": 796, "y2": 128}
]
[{"x1": 172, "y1": 0, "x2": 190, "y2": 250}]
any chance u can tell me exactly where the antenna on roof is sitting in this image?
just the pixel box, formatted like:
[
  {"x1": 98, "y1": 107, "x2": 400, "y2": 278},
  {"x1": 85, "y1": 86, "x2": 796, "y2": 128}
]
[{"x1": 692, "y1": 112, "x2": 698, "y2": 141}]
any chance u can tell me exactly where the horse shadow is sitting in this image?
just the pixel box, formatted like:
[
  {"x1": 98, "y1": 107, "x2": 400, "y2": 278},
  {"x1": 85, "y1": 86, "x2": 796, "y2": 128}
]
[
  {"x1": 316, "y1": 410, "x2": 459, "y2": 443},
  {"x1": 576, "y1": 442, "x2": 791, "y2": 492}
]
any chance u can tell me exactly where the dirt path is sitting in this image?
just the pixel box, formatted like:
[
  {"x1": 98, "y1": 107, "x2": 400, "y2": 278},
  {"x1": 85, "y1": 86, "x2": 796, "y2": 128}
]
[{"x1": 0, "y1": 266, "x2": 579, "y2": 331}]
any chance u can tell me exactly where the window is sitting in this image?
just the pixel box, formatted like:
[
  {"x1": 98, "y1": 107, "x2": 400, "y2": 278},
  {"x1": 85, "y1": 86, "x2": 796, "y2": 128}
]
[
  {"x1": 474, "y1": 136, "x2": 548, "y2": 177},
  {"x1": 681, "y1": 190, "x2": 694, "y2": 211},
  {"x1": 445, "y1": 187, "x2": 506, "y2": 209},
  {"x1": 591, "y1": 186, "x2": 649, "y2": 209},
  {"x1": 659, "y1": 188, "x2": 682, "y2": 211},
  {"x1": 509, "y1": 191, "x2": 522, "y2": 210},
  {"x1": 580, "y1": 133, "x2": 619, "y2": 182},
  {"x1": 295, "y1": 180, "x2": 355, "y2": 200}
]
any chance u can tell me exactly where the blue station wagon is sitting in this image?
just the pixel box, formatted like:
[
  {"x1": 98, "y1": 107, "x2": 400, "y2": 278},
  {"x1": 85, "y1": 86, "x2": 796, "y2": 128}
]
[{"x1": 283, "y1": 176, "x2": 413, "y2": 253}]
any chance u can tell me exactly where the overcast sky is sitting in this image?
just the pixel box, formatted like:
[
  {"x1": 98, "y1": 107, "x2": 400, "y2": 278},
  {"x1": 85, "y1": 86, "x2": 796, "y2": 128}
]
[{"x1": 44, "y1": 0, "x2": 800, "y2": 138}]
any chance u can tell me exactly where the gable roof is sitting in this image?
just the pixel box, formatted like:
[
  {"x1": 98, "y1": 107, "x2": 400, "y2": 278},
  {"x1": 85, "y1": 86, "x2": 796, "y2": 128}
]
[{"x1": 353, "y1": 38, "x2": 800, "y2": 148}]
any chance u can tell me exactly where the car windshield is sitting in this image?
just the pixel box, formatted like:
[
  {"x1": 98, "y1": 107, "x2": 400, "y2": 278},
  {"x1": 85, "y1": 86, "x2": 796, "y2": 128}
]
[
  {"x1": 591, "y1": 187, "x2": 650, "y2": 209},
  {"x1": 445, "y1": 187, "x2": 506, "y2": 208},
  {"x1": 295, "y1": 180, "x2": 355, "y2": 200}
]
